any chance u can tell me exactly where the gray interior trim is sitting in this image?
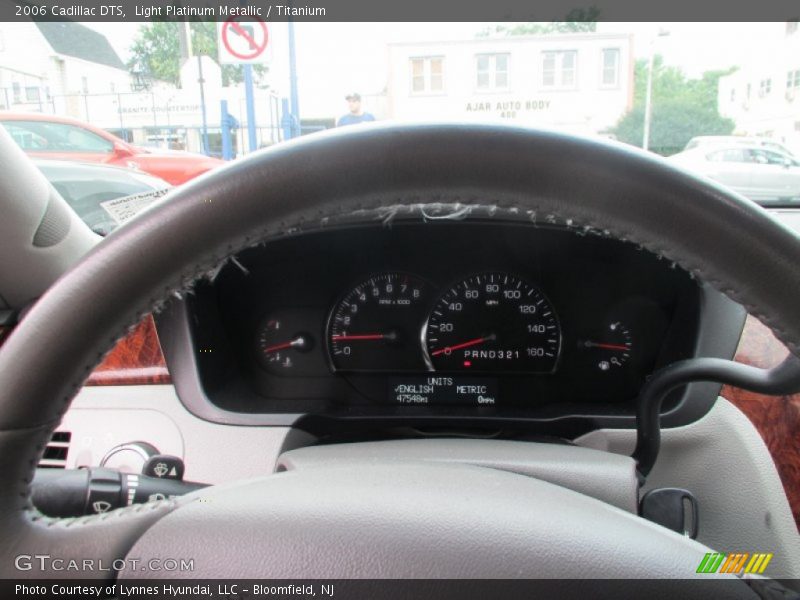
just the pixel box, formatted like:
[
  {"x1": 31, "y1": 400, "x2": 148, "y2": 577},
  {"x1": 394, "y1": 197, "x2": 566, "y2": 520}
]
[
  {"x1": 32, "y1": 190, "x2": 72, "y2": 248},
  {"x1": 66, "y1": 387, "x2": 292, "y2": 484},
  {"x1": 577, "y1": 398, "x2": 800, "y2": 579},
  {"x1": 278, "y1": 439, "x2": 639, "y2": 512},
  {"x1": 0, "y1": 126, "x2": 98, "y2": 310},
  {"x1": 124, "y1": 462, "x2": 734, "y2": 583}
]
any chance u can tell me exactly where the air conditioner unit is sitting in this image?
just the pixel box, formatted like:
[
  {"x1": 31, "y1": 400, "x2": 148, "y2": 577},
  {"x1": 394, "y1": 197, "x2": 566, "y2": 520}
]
[
  {"x1": 39, "y1": 431, "x2": 71, "y2": 468},
  {"x1": 787, "y1": 89, "x2": 797, "y2": 102}
]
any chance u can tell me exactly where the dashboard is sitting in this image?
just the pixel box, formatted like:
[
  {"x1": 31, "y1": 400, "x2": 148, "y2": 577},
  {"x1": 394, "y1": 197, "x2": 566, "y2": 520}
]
[{"x1": 158, "y1": 220, "x2": 745, "y2": 438}]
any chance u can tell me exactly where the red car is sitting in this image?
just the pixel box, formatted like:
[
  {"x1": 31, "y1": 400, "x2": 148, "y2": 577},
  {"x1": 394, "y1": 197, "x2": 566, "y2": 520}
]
[{"x1": 0, "y1": 112, "x2": 224, "y2": 185}]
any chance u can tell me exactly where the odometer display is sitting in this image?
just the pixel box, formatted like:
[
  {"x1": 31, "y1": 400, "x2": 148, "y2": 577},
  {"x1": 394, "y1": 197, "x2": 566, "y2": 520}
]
[{"x1": 424, "y1": 273, "x2": 561, "y2": 373}]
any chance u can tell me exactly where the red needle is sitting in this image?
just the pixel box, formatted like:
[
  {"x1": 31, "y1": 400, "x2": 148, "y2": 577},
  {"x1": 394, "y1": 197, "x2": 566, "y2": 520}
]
[
  {"x1": 263, "y1": 341, "x2": 293, "y2": 354},
  {"x1": 263, "y1": 336, "x2": 306, "y2": 354},
  {"x1": 588, "y1": 342, "x2": 630, "y2": 351},
  {"x1": 432, "y1": 336, "x2": 491, "y2": 357},
  {"x1": 331, "y1": 334, "x2": 386, "y2": 341}
]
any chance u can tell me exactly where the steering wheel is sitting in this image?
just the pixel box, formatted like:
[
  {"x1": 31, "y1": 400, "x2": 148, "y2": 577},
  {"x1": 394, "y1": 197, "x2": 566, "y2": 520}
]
[{"x1": 1, "y1": 124, "x2": 799, "y2": 584}]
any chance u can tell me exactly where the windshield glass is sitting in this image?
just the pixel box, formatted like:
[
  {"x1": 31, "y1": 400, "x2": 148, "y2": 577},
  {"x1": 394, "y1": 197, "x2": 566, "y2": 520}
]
[{"x1": 1, "y1": 20, "x2": 799, "y2": 231}]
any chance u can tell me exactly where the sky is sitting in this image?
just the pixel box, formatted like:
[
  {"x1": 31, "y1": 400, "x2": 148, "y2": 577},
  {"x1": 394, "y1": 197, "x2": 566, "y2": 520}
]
[
  {"x1": 92, "y1": 21, "x2": 781, "y2": 79},
  {"x1": 86, "y1": 22, "x2": 784, "y2": 119}
]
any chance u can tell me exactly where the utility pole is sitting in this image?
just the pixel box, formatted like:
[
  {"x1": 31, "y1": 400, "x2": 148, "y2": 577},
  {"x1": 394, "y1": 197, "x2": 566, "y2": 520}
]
[
  {"x1": 642, "y1": 29, "x2": 669, "y2": 152},
  {"x1": 244, "y1": 65, "x2": 257, "y2": 152},
  {"x1": 178, "y1": 22, "x2": 193, "y2": 65},
  {"x1": 288, "y1": 20, "x2": 300, "y2": 138},
  {"x1": 198, "y1": 56, "x2": 210, "y2": 155}
]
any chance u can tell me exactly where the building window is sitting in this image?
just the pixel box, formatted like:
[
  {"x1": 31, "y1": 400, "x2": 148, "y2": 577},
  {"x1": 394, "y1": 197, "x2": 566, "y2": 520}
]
[
  {"x1": 730, "y1": 88, "x2": 736, "y2": 102},
  {"x1": 600, "y1": 48, "x2": 620, "y2": 87},
  {"x1": 541, "y1": 50, "x2": 577, "y2": 89},
  {"x1": 11, "y1": 82, "x2": 20, "y2": 103},
  {"x1": 787, "y1": 69, "x2": 800, "y2": 90},
  {"x1": 81, "y1": 76, "x2": 89, "y2": 94},
  {"x1": 25, "y1": 86, "x2": 40, "y2": 103},
  {"x1": 475, "y1": 53, "x2": 509, "y2": 91},
  {"x1": 759, "y1": 78, "x2": 772, "y2": 96},
  {"x1": 410, "y1": 56, "x2": 444, "y2": 94},
  {"x1": 787, "y1": 20, "x2": 799, "y2": 35}
]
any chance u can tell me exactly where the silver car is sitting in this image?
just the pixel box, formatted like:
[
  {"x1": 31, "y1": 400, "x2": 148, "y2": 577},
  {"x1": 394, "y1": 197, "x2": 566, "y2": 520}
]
[
  {"x1": 683, "y1": 135, "x2": 796, "y2": 157},
  {"x1": 668, "y1": 145, "x2": 800, "y2": 203}
]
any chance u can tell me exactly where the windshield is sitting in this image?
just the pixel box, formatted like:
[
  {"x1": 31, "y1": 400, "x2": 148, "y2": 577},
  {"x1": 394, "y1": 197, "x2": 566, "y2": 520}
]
[
  {"x1": 33, "y1": 160, "x2": 170, "y2": 235},
  {"x1": 1, "y1": 20, "x2": 799, "y2": 230}
]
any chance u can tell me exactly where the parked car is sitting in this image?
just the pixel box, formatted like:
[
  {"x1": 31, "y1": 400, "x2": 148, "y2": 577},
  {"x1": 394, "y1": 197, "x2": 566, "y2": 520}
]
[
  {"x1": 34, "y1": 159, "x2": 170, "y2": 235},
  {"x1": 0, "y1": 112, "x2": 224, "y2": 185},
  {"x1": 684, "y1": 135, "x2": 796, "y2": 157},
  {"x1": 668, "y1": 145, "x2": 800, "y2": 203}
]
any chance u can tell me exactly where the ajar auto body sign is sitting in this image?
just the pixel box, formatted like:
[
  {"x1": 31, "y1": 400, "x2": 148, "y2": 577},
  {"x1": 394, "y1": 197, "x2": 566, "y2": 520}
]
[{"x1": 466, "y1": 99, "x2": 552, "y2": 119}]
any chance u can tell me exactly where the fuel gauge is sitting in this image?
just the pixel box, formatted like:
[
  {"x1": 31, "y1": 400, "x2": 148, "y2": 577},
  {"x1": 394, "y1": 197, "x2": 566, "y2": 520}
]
[{"x1": 579, "y1": 321, "x2": 632, "y2": 372}]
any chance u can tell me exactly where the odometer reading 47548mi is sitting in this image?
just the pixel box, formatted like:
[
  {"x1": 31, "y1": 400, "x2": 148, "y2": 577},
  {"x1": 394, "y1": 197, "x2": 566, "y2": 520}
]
[{"x1": 423, "y1": 273, "x2": 561, "y2": 373}]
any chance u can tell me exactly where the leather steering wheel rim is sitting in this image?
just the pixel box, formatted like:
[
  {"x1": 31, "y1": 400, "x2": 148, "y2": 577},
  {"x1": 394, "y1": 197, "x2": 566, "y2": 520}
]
[{"x1": 1, "y1": 123, "x2": 799, "y2": 580}]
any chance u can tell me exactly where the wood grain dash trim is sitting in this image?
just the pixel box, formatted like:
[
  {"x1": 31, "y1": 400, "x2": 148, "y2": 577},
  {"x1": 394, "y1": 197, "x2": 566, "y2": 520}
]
[{"x1": 85, "y1": 315, "x2": 171, "y2": 386}]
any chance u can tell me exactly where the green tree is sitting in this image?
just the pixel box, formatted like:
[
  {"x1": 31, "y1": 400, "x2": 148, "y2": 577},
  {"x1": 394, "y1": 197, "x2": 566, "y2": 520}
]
[
  {"x1": 611, "y1": 56, "x2": 735, "y2": 155},
  {"x1": 128, "y1": 22, "x2": 266, "y2": 88},
  {"x1": 478, "y1": 10, "x2": 600, "y2": 37}
]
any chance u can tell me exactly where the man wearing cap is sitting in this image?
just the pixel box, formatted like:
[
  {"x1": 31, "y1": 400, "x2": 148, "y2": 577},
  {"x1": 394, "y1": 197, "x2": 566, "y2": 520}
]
[{"x1": 337, "y1": 93, "x2": 376, "y2": 126}]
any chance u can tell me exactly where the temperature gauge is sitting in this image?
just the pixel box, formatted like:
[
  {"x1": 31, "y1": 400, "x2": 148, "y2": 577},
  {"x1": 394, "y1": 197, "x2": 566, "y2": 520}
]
[
  {"x1": 256, "y1": 313, "x2": 315, "y2": 375},
  {"x1": 579, "y1": 321, "x2": 632, "y2": 372}
]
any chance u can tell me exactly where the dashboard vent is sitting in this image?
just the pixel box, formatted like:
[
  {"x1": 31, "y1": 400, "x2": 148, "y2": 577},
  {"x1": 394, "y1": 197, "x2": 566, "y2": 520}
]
[{"x1": 39, "y1": 431, "x2": 71, "y2": 469}]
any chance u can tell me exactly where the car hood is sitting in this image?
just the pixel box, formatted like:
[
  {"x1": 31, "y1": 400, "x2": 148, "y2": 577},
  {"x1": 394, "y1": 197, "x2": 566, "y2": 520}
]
[{"x1": 135, "y1": 147, "x2": 224, "y2": 163}]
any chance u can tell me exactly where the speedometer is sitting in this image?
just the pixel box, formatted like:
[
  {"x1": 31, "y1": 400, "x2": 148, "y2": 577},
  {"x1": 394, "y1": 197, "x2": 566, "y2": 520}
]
[{"x1": 423, "y1": 273, "x2": 561, "y2": 373}]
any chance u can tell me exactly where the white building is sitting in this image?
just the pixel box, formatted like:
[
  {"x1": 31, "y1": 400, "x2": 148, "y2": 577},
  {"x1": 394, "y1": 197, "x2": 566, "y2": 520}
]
[
  {"x1": 0, "y1": 21, "x2": 132, "y2": 115},
  {"x1": 387, "y1": 32, "x2": 634, "y2": 135},
  {"x1": 717, "y1": 22, "x2": 800, "y2": 154}
]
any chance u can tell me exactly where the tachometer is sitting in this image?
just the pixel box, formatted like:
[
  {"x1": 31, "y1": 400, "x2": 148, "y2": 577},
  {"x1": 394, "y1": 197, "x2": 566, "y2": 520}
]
[
  {"x1": 327, "y1": 273, "x2": 432, "y2": 372},
  {"x1": 423, "y1": 273, "x2": 560, "y2": 373}
]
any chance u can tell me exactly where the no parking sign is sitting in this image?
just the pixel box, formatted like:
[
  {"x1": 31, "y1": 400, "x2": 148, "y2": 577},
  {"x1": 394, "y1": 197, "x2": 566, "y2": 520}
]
[{"x1": 217, "y1": 18, "x2": 271, "y2": 64}]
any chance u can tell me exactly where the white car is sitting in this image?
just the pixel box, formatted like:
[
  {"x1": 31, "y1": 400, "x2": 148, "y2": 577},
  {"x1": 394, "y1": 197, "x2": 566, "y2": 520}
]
[
  {"x1": 684, "y1": 135, "x2": 797, "y2": 157},
  {"x1": 668, "y1": 145, "x2": 800, "y2": 203}
]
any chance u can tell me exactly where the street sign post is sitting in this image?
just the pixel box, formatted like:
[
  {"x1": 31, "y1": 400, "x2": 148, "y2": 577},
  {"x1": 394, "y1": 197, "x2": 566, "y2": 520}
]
[
  {"x1": 217, "y1": 18, "x2": 271, "y2": 152},
  {"x1": 217, "y1": 18, "x2": 271, "y2": 65}
]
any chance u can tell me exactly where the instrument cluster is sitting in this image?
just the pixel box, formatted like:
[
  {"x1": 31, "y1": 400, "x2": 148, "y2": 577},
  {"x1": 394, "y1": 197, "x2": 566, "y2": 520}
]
[{"x1": 190, "y1": 222, "x2": 701, "y2": 415}]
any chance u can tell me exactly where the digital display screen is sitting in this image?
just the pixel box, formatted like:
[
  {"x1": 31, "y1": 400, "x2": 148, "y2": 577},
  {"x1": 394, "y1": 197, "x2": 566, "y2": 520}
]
[{"x1": 389, "y1": 376, "x2": 498, "y2": 406}]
